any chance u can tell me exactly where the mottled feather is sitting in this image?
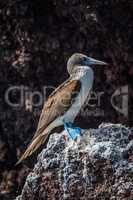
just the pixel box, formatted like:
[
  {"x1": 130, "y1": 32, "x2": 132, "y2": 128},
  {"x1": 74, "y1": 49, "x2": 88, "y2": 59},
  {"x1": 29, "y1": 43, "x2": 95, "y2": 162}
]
[
  {"x1": 32, "y1": 78, "x2": 81, "y2": 140},
  {"x1": 16, "y1": 79, "x2": 81, "y2": 165}
]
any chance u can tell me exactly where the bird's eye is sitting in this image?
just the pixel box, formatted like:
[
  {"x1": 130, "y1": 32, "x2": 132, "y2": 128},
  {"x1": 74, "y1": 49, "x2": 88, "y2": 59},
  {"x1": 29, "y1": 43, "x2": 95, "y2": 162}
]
[
  {"x1": 83, "y1": 57, "x2": 87, "y2": 62},
  {"x1": 81, "y1": 57, "x2": 87, "y2": 65}
]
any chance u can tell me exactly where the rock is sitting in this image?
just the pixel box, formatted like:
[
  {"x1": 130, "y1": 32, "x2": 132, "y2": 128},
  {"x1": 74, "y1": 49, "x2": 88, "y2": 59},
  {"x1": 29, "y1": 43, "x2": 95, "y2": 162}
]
[
  {"x1": 16, "y1": 123, "x2": 133, "y2": 200},
  {"x1": 0, "y1": 1, "x2": 133, "y2": 199}
]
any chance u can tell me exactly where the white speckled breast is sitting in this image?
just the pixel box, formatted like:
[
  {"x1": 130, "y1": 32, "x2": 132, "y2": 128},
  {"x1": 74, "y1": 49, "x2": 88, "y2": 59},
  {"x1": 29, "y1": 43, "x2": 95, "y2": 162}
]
[{"x1": 62, "y1": 66, "x2": 94, "y2": 123}]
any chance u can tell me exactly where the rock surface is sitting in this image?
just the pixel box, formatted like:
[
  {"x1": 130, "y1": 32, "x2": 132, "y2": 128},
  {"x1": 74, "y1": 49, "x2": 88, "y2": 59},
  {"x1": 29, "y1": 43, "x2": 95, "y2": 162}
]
[
  {"x1": 16, "y1": 123, "x2": 133, "y2": 200},
  {"x1": 0, "y1": 0, "x2": 133, "y2": 199}
]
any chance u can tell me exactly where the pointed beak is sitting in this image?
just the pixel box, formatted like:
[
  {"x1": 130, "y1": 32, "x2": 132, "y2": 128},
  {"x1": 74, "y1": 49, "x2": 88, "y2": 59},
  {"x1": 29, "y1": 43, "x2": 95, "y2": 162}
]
[{"x1": 88, "y1": 57, "x2": 108, "y2": 66}]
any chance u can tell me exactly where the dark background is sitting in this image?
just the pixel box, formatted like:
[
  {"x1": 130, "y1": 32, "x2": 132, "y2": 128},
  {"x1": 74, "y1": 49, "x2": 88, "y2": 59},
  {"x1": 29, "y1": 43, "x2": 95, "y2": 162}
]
[{"x1": 0, "y1": 0, "x2": 133, "y2": 199}]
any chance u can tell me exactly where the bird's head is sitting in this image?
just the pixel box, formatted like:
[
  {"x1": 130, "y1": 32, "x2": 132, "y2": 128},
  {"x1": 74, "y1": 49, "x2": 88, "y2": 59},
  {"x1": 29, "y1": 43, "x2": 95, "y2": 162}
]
[{"x1": 67, "y1": 53, "x2": 107, "y2": 75}]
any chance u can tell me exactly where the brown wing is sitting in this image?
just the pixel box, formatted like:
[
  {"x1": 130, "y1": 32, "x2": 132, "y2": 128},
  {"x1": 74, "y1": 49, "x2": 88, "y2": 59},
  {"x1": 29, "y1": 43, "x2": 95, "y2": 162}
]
[{"x1": 32, "y1": 79, "x2": 81, "y2": 140}]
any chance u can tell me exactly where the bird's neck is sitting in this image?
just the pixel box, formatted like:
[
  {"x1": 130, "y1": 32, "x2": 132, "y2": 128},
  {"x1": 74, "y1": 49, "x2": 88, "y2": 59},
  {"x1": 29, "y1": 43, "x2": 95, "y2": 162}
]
[
  {"x1": 71, "y1": 66, "x2": 93, "y2": 80},
  {"x1": 71, "y1": 65, "x2": 94, "y2": 97}
]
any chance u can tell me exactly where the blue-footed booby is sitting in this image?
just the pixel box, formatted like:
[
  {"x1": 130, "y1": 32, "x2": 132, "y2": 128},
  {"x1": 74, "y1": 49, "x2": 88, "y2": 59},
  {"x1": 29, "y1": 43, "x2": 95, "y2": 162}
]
[{"x1": 16, "y1": 53, "x2": 107, "y2": 165}]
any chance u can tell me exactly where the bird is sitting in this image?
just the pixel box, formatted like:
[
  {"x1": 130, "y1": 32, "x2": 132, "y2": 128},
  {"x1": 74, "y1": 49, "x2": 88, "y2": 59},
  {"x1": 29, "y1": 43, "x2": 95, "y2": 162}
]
[{"x1": 16, "y1": 53, "x2": 107, "y2": 165}]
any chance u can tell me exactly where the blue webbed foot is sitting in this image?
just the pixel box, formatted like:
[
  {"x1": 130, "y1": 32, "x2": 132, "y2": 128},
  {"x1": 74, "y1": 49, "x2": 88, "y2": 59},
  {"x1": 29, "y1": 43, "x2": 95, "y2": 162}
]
[{"x1": 63, "y1": 121, "x2": 81, "y2": 140}]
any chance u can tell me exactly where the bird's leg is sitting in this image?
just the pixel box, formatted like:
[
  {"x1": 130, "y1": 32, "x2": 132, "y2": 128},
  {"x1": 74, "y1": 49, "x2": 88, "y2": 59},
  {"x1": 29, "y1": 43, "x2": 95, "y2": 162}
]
[{"x1": 63, "y1": 120, "x2": 81, "y2": 140}]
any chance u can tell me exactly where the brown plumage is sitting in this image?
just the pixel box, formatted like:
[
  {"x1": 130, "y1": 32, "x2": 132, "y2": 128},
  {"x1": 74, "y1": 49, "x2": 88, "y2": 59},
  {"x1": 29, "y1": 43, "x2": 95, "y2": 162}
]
[
  {"x1": 16, "y1": 53, "x2": 107, "y2": 165},
  {"x1": 16, "y1": 79, "x2": 81, "y2": 165}
]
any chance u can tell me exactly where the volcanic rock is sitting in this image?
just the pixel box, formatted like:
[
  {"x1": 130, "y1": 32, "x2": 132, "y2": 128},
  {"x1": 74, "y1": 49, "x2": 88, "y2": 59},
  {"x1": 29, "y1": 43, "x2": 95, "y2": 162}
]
[{"x1": 16, "y1": 123, "x2": 133, "y2": 200}]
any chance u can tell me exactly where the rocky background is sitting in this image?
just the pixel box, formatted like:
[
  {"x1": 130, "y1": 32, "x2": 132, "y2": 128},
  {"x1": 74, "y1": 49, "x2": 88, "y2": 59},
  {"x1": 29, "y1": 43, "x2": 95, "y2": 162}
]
[
  {"x1": 16, "y1": 124, "x2": 133, "y2": 200},
  {"x1": 0, "y1": 0, "x2": 133, "y2": 199}
]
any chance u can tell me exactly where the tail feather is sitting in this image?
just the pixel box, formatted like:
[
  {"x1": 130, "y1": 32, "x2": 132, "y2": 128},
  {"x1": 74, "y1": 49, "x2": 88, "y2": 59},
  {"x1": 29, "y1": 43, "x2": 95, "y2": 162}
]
[{"x1": 16, "y1": 132, "x2": 49, "y2": 165}]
